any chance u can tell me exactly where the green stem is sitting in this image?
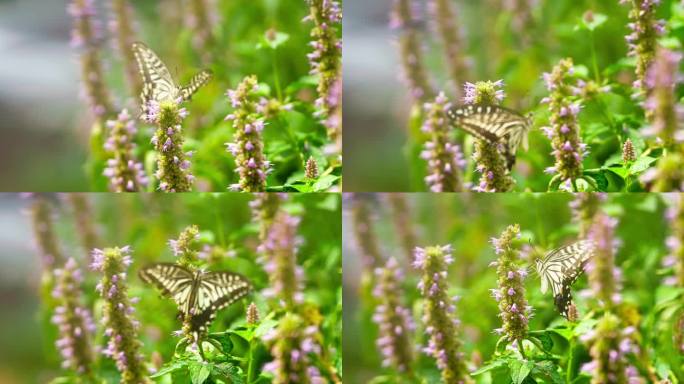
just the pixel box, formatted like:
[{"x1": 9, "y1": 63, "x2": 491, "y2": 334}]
[
  {"x1": 246, "y1": 335, "x2": 257, "y2": 383},
  {"x1": 517, "y1": 339, "x2": 526, "y2": 359},
  {"x1": 571, "y1": 178, "x2": 579, "y2": 192},
  {"x1": 271, "y1": 50, "x2": 283, "y2": 101},
  {"x1": 589, "y1": 30, "x2": 600, "y2": 83},
  {"x1": 566, "y1": 337, "x2": 575, "y2": 383},
  {"x1": 198, "y1": 340, "x2": 207, "y2": 361}
]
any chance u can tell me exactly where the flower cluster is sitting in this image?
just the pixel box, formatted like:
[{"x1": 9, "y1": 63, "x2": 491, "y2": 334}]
[
  {"x1": 109, "y1": 0, "x2": 141, "y2": 97},
  {"x1": 373, "y1": 257, "x2": 415, "y2": 373},
  {"x1": 580, "y1": 313, "x2": 642, "y2": 384},
  {"x1": 385, "y1": 194, "x2": 417, "y2": 262},
  {"x1": 68, "y1": 0, "x2": 113, "y2": 122},
  {"x1": 664, "y1": 195, "x2": 684, "y2": 288},
  {"x1": 464, "y1": 80, "x2": 514, "y2": 192},
  {"x1": 643, "y1": 48, "x2": 683, "y2": 148},
  {"x1": 586, "y1": 213, "x2": 622, "y2": 310},
  {"x1": 104, "y1": 109, "x2": 148, "y2": 192},
  {"x1": 305, "y1": 157, "x2": 319, "y2": 180},
  {"x1": 197, "y1": 244, "x2": 236, "y2": 265},
  {"x1": 541, "y1": 58, "x2": 587, "y2": 186},
  {"x1": 569, "y1": 193, "x2": 605, "y2": 237},
  {"x1": 262, "y1": 313, "x2": 325, "y2": 384},
  {"x1": 225, "y1": 76, "x2": 270, "y2": 192},
  {"x1": 427, "y1": 0, "x2": 469, "y2": 95},
  {"x1": 91, "y1": 247, "x2": 148, "y2": 383},
  {"x1": 246, "y1": 302, "x2": 260, "y2": 325},
  {"x1": 489, "y1": 224, "x2": 532, "y2": 344},
  {"x1": 259, "y1": 212, "x2": 304, "y2": 309},
  {"x1": 63, "y1": 193, "x2": 100, "y2": 252},
  {"x1": 305, "y1": 0, "x2": 342, "y2": 148},
  {"x1": 29, "y1": 197, "x2": 64, "y2": 268},
  {"x1": 169, "y1": 225, "x2": 200, "y2": 266},
  {"x1": 51, "y1": 258, "x2": 96, "y2": 376},
  {"x1": 147, "y1": 100, "x2": 194, "y2": 192},
  {"x1": 463, "y1": 80, "x2": 505, "y2": 105},
  {"x1": 249, "y1": 193, "x2": 287, "y2": 242},
  {"x1": 349, "y1": 195, "x2": 383, "y2": 269},
  {"x1": 620, "y1": 0, "x2": 665, "y2": 95},
  {"x1": 622, "y1": 139, "x2": 636, "y2": 164},
  {"x1": 391, "y1": 0, "x2": 434, "y2": 102},
  {"x1": 413, "y1": 245, "x2": 470, "y2": 384},
  {"x1": 421, "y1": 92, "x2": 466, "y2": 192}
]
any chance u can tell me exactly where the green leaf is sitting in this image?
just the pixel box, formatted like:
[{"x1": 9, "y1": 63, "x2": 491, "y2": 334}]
[
  {"x1": 257, "y1": 31, "x2": 290, "y2": 49},
  {"x1": 629, "y1": 156, "x2": 657, "y2": 173},
  {"x1": 212, "y1": 362, "x2": 244, "y2": 384},
  {"x1": 150, "y1": 359, "x2": 189, "y2": 378},
  {"x1": 188, "y1": 361, "x2": 212, "y2": 384},
  {"x1": 313, "y1": 174, "x2": 339, "y2": 191},
  {"x1": 254, "y1": 316, "x2": 279, "y2": 339},
  {"x1": 471, "y1": 358, "x2": 508, "y2": 375},
  {"x1": 532, "y1": 361, "x2": 564, "y2": 384},
  {"x1": 579, "y1": 12, "x2": 607, "y2": 31},
  {"x1": 509, "y1": 359, "x2": 534, "y2": 384},
  {"x1": 528, "y1": 330, "x2": 554, "y2": 351}
]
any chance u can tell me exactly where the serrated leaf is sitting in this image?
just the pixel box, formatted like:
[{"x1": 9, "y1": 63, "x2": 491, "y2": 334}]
[
  {"x1": 509, "y1": 359, "x2": 533, "y2": 384},
  {"x1": 189, "y1": 361, "x2": 211, "y2": 384},
  {"x1": 254, "y1": 317, "x2": 279, "y2": 339},
  {"x1": 528, "y1": 331, "x2": 554, "y2": 351}
]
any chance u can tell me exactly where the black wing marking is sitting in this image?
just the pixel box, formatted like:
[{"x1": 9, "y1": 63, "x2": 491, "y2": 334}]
[
  {"x1": 139, "y1": 263, "x2": 195, "y2": 310},
  {"x1": 189, "y1": 271, "x2": 252, "y2": 334},
  {"x1": 446, "y1": 104, "x2": 530, "y2": 169},
  {"x1": 131, "y1": 42, "x2": 178, "y2": 111},
  {"x1": 180, "y1": 69, "x2": 213, "y2": 101}
]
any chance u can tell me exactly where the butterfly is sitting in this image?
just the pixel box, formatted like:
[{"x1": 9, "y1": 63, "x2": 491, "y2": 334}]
[
  {"x1": 446, "y1": 104, "x2": 531, "y2": 170},
  {"x1": 139, "y1": 263, "x2": 251, "y2": 339},
  {"x1": 131, "y1": 42, "x2": 213, "y2": 115},
  {"x1": 534, "y1": 240, "x2": 595, "y2": 318}
]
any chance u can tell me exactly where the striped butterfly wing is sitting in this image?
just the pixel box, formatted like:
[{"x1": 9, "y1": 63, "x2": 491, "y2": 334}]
[
  {"x1": 179, "y1": 69, "x2": 213, "y2": 101},
  {"x1": 139, "y1": 263, "x2": 195, "y2": 311},
  {"x1": 189, "y1": 271, "x2": 252, "y2": 334},
  {"x1": 535, "y1": 240, "x2": 595, "y2": 318},
  {"x1": 446, "y1": 104, "x2": 530, "y2": 169},
  {"x1": 132, "y1": 42, "x2": 179, "y2": 111}
]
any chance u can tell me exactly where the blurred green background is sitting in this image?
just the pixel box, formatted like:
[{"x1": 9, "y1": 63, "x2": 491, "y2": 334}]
[
  {"x1": 0, "y1": 0, "x2": 324, "y2": 191},
  {"x1": 342, "y1": 193, "x2": 679, "y2": 382},
  {"x1": 343, "y1": 0, "x2": 681, "y2": 191},
  {"x1": 0, "y1": 192, "x2": 341, "y2": 383}
]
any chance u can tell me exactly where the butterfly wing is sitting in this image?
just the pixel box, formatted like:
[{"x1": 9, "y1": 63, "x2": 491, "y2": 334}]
[
  {"x1": 131, "y1": 42, "x2": 178, "y2": 109},
  {"x1": 179, "y1": 69, "x2": 213, "y2": 101},
  {"x1": 538, "y1": 240, "x2": 595, "y2": 318},
  {"x1": 139, "y1": 263, "x2": 195, "y2": 310},
  {"x1": 189, "y1": 271, "x2": 252, "y2": 334},
  {"x1": 447, "y1": 104, "x2": 530, "y2": 169}
]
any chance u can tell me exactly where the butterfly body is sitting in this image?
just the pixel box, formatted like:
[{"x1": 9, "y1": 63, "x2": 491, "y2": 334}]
[
  {"x1": 131, "y1": 42, "x2": 212, "y2": 115},
  {"x1": 446, "y1": 104, "x2": 531, "y2": 169},
  {"x1": 535, "y1": 240, "x2": 595, "y2": 318},
  {"x1": 139, "y1": 263, "x2": 251, "y2": 338}
]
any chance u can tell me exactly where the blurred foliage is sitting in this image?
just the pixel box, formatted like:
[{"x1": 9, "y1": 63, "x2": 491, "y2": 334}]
[
  {"x1": 22, "y1": 193, "x2": 340, "y2": 383},
  {"x1": 343, "y1": 193, "x2": 683, "y2": 383},
  {"x1": 80, "y1": 0, "x2": 340, "y2": 191},
  {"x1": 347, "y1": 0, "x2": 684, "y2": 192}
]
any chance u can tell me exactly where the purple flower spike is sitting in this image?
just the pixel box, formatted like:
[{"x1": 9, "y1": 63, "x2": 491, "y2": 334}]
[
  {"x1": 413, "y1": 245, "x2": 470, "y2": 382},
  {"x1": 422, "y1": 92, "x2": 465, "y2": 192},
  {"x1": 92, "y1": 247, "x2": 147, "y2": 382},
  {"x1": 103, "y1": 109, "x2": 148, "y2": 192}
]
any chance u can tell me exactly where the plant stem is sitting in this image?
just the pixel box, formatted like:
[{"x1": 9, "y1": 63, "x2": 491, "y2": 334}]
[
  {"x1": 246, "y1": 336, "x2": 256, "y2": 383},
  {"x1": 271, "y1": 50, "x2": 283, "y2": 101},
  {"x1": 517, "y1": 339, "x2": 526, "y2": 359},
  {"x1": 589, "y1": 30, "x2": 600, "y2": 83}
]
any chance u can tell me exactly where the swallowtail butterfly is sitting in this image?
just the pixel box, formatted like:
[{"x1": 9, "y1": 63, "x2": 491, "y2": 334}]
[
  {"x1": 131, "y1": 42, "x2": 212, "y2": 115},
  {"x1": 446, "y1": 104, "x2": 531, "y2": 169},
  {"x1": 139, "y1": 263, "x2": 251, "y2": 339},
  {"x1": 535, "y1": 240, "x2": 595, "y2": 318}
]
